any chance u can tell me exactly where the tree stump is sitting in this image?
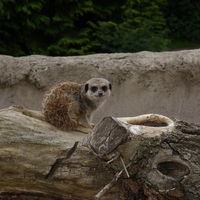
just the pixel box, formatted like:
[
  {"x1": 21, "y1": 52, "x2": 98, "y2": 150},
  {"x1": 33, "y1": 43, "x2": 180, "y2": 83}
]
[{"x1": 0, "y1": 106, "x2": 199, "y2": 199}]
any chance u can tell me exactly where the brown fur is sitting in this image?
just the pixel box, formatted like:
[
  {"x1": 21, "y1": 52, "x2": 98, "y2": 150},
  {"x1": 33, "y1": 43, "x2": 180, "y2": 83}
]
[{"x1": 42, "y1": 78, "x2": 111, "y2": 131}]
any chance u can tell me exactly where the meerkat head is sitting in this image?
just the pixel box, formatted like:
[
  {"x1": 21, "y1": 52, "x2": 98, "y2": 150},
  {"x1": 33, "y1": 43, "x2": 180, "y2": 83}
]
[{"x1": 84, "y1": 78, "x2": 112, "y2": 103}]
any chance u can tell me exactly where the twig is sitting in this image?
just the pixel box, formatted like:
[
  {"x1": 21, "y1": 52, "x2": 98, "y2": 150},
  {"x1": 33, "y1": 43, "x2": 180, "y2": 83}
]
[
  {"x1": 95, "y1": 169, "x2": 124, "y2": 199},
  {"x1": 95, "y1": 153, "x2": 132, "y2": 199},
  {"x1": 120, "y1": 156, "x2": 130, "y2": 178},
  {"x1": 105, "y1": 153, "x2": 120, "y2": 165}
]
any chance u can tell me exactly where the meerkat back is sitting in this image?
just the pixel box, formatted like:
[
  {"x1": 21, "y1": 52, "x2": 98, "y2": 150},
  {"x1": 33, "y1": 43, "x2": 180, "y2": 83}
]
[{"x1": 42, "y1": 82, "x2": 83, "y2": 131}]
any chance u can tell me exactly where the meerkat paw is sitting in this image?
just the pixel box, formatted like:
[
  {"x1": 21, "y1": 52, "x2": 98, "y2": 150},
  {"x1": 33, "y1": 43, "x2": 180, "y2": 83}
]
[
  {"x1": 90, "y1": 123, "x2": 96, "y2": 128},
  {"x1": 74, "y1": 125, "x2": 92, "y2": 134}
]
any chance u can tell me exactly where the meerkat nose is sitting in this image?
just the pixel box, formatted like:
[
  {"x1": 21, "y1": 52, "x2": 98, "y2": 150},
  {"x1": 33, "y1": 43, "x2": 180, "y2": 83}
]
[{"x1": 98, "y1": 91, "x2": 103, "y2": 97}]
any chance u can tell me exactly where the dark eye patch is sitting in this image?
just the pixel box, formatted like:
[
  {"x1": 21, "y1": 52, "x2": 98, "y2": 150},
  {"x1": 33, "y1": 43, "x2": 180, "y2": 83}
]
[
  {"x1": 91, "y1": 86, "x2": 98, "y2": 92},
  {"x1": 102, "y1": 86, "x2": 107, "y2": 92}
]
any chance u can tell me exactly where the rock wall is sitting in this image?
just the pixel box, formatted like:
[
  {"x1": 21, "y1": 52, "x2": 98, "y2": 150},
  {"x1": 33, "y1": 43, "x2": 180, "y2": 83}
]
[{"x1": 0, "y1": 50, "x2": 200, "y2": 124}]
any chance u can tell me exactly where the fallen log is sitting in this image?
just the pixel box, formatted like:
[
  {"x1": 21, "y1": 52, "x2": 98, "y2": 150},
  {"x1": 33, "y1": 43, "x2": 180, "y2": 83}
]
[{"x1": 0, "y1": 106, "x2": 199, "y2": 199}]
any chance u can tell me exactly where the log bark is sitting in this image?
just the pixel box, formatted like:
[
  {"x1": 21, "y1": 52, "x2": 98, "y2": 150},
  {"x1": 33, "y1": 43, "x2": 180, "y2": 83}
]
[{"x1": 0, "y1": 106, "x2": 199, "y2": 200}]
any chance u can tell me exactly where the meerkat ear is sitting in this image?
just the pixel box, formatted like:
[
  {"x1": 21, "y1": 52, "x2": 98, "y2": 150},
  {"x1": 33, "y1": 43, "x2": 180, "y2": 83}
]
[
  {"x1": 84, "y1": 83, "x2": 89, "y2": 93},
  {"x1": 109, "y1": 83, "x2": 112, "y2": 91}
]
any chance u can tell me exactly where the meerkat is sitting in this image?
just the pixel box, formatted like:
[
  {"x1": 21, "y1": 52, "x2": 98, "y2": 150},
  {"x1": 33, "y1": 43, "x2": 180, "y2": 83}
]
[{"x1": 42, "y1": 78, "x2": 112, "y2": 132}]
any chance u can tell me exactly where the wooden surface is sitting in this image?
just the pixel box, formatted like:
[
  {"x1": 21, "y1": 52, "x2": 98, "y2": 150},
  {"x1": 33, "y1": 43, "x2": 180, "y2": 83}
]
[{"x1": 0, "y1": 106, "x2": 199, "y2": 199}]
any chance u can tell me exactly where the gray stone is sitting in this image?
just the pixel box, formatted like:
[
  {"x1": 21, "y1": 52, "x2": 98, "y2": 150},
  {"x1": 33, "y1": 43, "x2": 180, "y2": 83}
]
[{"x1": 0, "y1": 50, "x2": 200, "y2": 124}]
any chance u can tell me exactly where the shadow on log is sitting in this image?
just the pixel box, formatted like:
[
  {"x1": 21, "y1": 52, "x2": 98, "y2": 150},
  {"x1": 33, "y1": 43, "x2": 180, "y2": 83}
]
[{"x1": 0, "y1": 106, "x2": 199, "y2": 199}]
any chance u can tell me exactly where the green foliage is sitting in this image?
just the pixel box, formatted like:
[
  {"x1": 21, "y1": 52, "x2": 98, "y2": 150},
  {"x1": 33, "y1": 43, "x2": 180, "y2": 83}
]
[
  {"x1": 0, "y1": 0, "x2": 50, "y2": 56},
  {"x1": 164, "y1": 0, "x2": 200, "y2": 44},
  {"x1": 92, "y1": 0, "x2": 169, "y2": 53},
  {"x1": 2, "y1": 0, "x2": 194, "y2": 56}
]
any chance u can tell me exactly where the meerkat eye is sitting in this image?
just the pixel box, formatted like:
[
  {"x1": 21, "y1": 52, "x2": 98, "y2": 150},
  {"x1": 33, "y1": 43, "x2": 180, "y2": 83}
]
[
  {"x1": 102, "y1": 86, "x2": 107, "y2": 92},
  {"x1": 91, "y1": 86, "x2": 98, "y2": 93}
]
